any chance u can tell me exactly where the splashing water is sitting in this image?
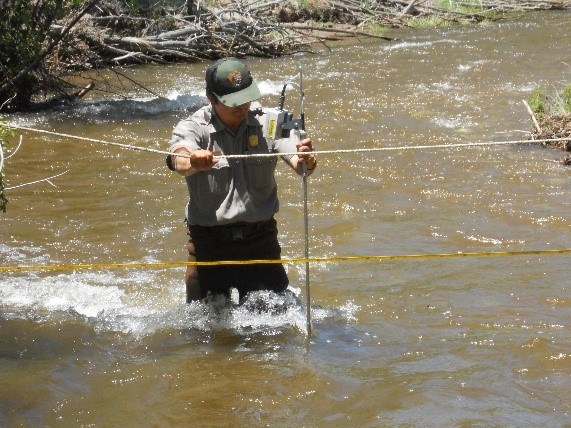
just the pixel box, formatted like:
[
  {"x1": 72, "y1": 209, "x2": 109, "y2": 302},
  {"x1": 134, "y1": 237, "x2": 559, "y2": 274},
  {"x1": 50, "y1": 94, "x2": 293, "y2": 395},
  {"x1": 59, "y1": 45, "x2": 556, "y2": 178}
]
[{"x1": 1, "y1": 268, "x2": 357, "y2": 339}]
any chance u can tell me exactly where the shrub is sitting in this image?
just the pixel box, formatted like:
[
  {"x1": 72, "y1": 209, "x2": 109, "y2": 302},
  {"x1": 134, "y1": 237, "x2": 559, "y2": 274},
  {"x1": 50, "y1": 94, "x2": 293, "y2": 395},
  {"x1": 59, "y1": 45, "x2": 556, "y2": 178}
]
[
  {"x1": 527, "y1": 88, "x2": 547, "y2": 115},
  {"x1": 561, "y1": 84, "x2": 571, "y2": 114}
]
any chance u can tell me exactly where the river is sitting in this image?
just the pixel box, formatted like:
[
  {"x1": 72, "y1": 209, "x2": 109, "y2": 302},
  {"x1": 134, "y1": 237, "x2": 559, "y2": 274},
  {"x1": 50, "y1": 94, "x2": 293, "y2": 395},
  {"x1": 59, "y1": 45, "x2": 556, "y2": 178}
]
[{"x1": 1, "y1": 11, "x2": 570, "y2": 427}]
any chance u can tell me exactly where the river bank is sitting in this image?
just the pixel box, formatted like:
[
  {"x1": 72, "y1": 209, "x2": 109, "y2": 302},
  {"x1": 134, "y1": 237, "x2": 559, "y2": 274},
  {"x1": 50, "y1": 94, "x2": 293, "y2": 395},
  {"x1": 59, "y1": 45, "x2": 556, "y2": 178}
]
[
  {"x1": 57, "y1": 0, "x2": 571, "y2": 69},
  {"x1": 532, "y1": 115, "x2": 571, "y2": 164},
  {"x1": 2, "y1": 0, "x2": 570, "y2": 113}
]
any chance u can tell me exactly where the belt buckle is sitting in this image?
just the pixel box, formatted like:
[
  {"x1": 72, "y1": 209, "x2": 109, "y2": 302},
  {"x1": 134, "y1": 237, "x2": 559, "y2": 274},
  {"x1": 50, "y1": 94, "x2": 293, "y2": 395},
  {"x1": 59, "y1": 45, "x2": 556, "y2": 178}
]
[{"x1": 232, "y1": 227, "x2": 244, "y2": 240}]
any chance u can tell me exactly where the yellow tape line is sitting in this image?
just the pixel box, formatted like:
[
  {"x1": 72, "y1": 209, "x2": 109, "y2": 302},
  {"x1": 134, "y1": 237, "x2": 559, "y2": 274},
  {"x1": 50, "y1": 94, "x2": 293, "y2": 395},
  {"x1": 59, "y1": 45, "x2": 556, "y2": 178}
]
[{"x1": 1, "y1": 249, "x2": 569, "y2": 272}]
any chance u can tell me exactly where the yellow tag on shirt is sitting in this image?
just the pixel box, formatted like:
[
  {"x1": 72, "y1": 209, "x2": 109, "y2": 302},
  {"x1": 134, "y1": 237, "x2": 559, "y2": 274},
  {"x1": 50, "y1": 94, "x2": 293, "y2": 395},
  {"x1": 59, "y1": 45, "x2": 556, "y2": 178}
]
[{"x1": 249, "y1": 135, "x2": 259, "y2": 147}]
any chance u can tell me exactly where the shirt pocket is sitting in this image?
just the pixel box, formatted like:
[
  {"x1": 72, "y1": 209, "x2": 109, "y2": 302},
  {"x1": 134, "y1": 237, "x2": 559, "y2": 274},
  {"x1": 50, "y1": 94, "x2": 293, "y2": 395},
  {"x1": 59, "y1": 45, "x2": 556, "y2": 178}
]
[
  {"x1": 244, "y1": 157, "x2": 276, "y2": 200},
  {"x1": 246, "y1": 157, "x2": 276, "y2": 188},
  {"x1": 205, "y1": 158, "x2": 231, "y2": 194}
]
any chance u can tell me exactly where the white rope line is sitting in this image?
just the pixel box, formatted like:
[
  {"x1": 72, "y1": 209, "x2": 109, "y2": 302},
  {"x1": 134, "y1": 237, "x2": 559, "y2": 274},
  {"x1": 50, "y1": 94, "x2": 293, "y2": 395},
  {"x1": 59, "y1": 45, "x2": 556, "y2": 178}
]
[
  {"x1": 12, "y1": 125, "x2": 179, "y2": 157},
  {"x1": 219, "y1": 137, "x2": 571, "y2": 159},
  {"x1": 6, "y1": 135, "x2": 24, "y2": 160},
  {"x1": 9, "y1": 125, "x2": 571, "y2": 159},
  {"x1": 4, "y1": 169, "x2": 69, "y2": 190}
]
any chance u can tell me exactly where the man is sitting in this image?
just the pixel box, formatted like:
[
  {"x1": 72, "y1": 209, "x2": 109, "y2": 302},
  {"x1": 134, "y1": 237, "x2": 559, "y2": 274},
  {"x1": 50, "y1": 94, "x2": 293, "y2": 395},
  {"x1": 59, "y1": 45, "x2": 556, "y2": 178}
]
[{"x1": 167, "y1": 57, "x2": 317, "y2": 302}]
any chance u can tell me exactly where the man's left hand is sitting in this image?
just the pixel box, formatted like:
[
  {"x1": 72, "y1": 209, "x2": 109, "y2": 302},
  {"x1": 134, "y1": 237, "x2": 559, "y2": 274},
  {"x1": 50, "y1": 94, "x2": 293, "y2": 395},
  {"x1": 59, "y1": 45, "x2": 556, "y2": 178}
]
[{"x1": 296, "y1": 137, "x2": 316, "y2": 170}]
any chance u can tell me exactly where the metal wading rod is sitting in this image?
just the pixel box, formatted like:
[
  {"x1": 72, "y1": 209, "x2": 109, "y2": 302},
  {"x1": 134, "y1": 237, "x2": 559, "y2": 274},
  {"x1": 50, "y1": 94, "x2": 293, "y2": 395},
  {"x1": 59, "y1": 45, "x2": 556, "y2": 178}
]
[
  {"x1": 302, "y1": 162, "x2": 311, "y2": 337},
  {"x1": 298, "y1": 66, "x2": 312, "y2": 337}
]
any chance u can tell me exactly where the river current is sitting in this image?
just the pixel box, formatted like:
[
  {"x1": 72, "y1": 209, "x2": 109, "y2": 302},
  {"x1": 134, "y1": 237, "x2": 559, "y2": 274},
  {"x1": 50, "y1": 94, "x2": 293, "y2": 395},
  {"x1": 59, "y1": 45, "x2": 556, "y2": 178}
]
[{"x1": 1, "y1": 11, "x2": 570, "y2": 426}]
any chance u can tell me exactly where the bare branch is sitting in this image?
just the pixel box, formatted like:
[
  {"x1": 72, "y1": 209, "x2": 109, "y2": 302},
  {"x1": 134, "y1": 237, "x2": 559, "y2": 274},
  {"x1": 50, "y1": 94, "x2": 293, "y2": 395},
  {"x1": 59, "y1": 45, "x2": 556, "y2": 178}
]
[
  {"x1": 1, "y1": 94, "x2": 17, "y2": 111},
  {"x1": 522, "y1": 99, "x2": 542, "y2": 134},
  {"x1": 0, "y1": 0, "x2": 101, "y2": 100}
]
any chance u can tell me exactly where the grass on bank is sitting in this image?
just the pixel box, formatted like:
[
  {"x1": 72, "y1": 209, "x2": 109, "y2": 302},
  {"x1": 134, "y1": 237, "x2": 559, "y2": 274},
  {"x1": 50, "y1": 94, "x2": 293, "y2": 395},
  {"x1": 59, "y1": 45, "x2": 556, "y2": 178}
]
[
  {"x1": 527, "y1": 84, "x2": 571, "y2": 155},
  {"x1": 528, "y1": 83, "x2": 571, "y2": 117},
  {"x1": 407, "y1": 0, "x2": 503, "y2": 28}
]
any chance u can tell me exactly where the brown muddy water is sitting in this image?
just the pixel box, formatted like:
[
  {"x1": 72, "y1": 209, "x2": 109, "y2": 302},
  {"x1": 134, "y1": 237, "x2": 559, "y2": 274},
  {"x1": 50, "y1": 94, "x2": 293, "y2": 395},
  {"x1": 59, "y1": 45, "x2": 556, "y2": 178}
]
[{"x1": 1, "y1": 11, "x2": 570, "y2": 427}]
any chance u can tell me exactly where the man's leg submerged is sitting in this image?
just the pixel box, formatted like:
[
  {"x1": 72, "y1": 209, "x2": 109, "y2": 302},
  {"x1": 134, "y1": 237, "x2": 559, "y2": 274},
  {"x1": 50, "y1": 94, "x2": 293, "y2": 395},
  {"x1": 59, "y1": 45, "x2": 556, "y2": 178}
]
[
  {"x1": 235, "y1": 220, "x2": 289, "y2": 300},
  {"x1": 185, "y1": 238, "x2": 202, "y2": 302},
  {"x1": 184, "y1": 222, "x2": 202, "y2": 302},
  {"x1": 186, "y1": 228, "x2": 231, "y2": 302},
  {"x1": 185, "y1": 218, "x2": 288, "y2": 303}
]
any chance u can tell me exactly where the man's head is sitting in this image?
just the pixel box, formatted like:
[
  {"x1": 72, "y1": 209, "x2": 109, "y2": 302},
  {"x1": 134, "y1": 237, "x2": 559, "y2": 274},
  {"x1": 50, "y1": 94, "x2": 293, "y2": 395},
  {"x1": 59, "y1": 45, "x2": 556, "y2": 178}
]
[{"x1": 205, "y1": 57, "x2": 261, "y2": 107}]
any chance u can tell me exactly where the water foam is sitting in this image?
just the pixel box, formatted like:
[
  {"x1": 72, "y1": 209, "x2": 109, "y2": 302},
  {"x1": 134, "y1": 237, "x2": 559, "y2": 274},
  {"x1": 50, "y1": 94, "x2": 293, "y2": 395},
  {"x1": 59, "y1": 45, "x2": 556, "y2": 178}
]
[{"x1": 1, "y1": 268, "x2": 356, "y2": 338}]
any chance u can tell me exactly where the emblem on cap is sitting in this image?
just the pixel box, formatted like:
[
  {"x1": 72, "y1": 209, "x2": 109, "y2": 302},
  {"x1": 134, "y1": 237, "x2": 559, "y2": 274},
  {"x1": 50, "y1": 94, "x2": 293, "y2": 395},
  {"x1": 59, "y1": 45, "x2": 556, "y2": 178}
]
[{"x1": 227, "y1": 70, "x2": 243, "y2": 87}]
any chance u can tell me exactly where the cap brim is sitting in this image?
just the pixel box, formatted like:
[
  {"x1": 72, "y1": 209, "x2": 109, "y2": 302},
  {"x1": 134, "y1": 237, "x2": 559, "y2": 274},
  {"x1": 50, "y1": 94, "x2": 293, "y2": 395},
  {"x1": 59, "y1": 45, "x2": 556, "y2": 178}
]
[{"x1": 216, "y1": 81, "x2": 261, "y2": 107}]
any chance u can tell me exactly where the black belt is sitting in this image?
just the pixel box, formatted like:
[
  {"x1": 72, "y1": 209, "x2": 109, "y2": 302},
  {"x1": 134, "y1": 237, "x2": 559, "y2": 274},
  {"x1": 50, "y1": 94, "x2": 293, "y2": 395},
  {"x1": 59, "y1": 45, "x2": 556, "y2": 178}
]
[{"x1": 190, "y1": 219, "x2": 273, "y2": 241}]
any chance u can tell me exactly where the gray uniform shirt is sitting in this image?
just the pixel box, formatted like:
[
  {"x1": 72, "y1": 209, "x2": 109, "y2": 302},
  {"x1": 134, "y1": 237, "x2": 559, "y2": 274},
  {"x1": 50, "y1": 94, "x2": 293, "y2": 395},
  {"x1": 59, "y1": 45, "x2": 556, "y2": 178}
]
[{"x1": 169, "y1": 104, "x2": 297, "y2": 226}]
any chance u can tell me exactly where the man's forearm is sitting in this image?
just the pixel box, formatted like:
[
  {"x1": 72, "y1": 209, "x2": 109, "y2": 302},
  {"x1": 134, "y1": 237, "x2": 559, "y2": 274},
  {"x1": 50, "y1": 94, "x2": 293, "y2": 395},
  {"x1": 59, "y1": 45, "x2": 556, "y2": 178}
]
[{"x1": 167, "y1": 147, "x2": 197, "y2": 177}]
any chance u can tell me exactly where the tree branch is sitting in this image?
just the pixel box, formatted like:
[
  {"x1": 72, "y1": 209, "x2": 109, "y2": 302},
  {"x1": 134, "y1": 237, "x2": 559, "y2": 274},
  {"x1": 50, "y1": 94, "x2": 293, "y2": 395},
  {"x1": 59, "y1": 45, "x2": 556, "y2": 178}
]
[{"x1": 0, "y1": 0, "x2": 100, "y2": 97}]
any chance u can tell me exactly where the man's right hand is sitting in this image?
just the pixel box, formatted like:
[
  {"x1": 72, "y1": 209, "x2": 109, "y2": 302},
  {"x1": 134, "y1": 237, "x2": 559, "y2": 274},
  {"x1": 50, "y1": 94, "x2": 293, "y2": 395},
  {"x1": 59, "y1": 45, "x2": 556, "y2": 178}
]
[
  {"x1": 170, "y1": 148, "x2": 218, "y2": 176},
  {"x1": 189, "y1": 149, "x2": 218, "y2": 172}
]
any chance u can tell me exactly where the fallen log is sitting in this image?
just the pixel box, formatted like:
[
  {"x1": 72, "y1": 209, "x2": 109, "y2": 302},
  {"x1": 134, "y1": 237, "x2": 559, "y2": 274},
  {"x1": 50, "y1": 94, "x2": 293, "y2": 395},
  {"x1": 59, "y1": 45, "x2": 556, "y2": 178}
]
[{"x1": 281, "y1": 23, "x2": 398, "y2": 41}]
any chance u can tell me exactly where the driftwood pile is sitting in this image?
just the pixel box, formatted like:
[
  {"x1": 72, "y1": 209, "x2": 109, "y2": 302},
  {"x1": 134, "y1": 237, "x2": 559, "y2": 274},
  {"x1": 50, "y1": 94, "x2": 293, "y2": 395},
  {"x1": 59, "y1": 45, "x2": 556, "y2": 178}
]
[
  {"x1": 55, "y1": 0, "x2": 570, "y2": 69},
  {"x1": 2, "y1": 0, "x2": 568, "y2": 111},
  {"x1": 56, "y1": 3, "x2": 306, "y2": 70},
  {"x1": 64, "y1": 6, "x2": 311, "y2": 68},
  {"x1": 534, "y1": 115, "x2": 571, "y2": 165},
  {"x1": 524, "y1": 101, "x2": 571, "y2": 165}
]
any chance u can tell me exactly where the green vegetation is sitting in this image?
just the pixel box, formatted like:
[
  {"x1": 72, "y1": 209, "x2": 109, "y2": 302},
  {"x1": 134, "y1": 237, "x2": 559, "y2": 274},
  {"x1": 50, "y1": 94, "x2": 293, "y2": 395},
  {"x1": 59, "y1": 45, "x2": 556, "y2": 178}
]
[
  {"x1": 561, "y1": 84, "x2": 571, "y2": 113},
  {"x1": 528, "y1": 84, "x2": 571, "y2": 116},
  {"x1": 0, "y1": 122, "x2": 13, "y2": 213},
  {"x1": 527, "y1": 88, "x2": 548, "y2": 115},
  {"x1": 436, "y1": 0, "x2": 502, "y2": 17},
  {"x1": 364, "y1": 23, "x2": 392, "y2": 36},
  {"x1": 527, "y1": 83, "x2": 571, "y2": 155},
  {"x1": 408, "y1": 0, "x2": 502, "y2": 27},
  {"x1": 0, "y1": 0, "x2": 95, "y2": 112},
  {"x1": 408, "y1": 15, "x2": 450, "y2": 28},
  {"x1": 0, "y1": 0, "x2": 66, "y2": 110},
  {"x1": 436, "y1": 0, "x2": 483, "y2": 14}
]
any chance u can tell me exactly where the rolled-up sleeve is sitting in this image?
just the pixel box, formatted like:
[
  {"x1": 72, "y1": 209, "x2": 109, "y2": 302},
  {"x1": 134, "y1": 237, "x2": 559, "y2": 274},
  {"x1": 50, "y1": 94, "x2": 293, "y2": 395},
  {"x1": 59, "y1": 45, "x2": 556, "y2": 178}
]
[
  {"x1": 272, "y1": 136, "x2": 297, "y2": 161},
  {"x1": 169, "y1": 119, "x2": 203, "y2": 152}
]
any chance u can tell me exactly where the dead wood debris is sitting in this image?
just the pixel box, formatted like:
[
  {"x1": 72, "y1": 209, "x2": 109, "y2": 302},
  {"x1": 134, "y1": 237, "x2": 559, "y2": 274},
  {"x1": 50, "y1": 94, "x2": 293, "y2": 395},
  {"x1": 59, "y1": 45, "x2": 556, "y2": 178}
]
[
  {"x1": 532, "y1": 115, "x2": 571, "y2": 165},
  {"x1": 50, "y1": 0, "x2": 571, "y2": 70},
  {"x1": 534, "y1": 115, "x2": 571, "y2": 148}
]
